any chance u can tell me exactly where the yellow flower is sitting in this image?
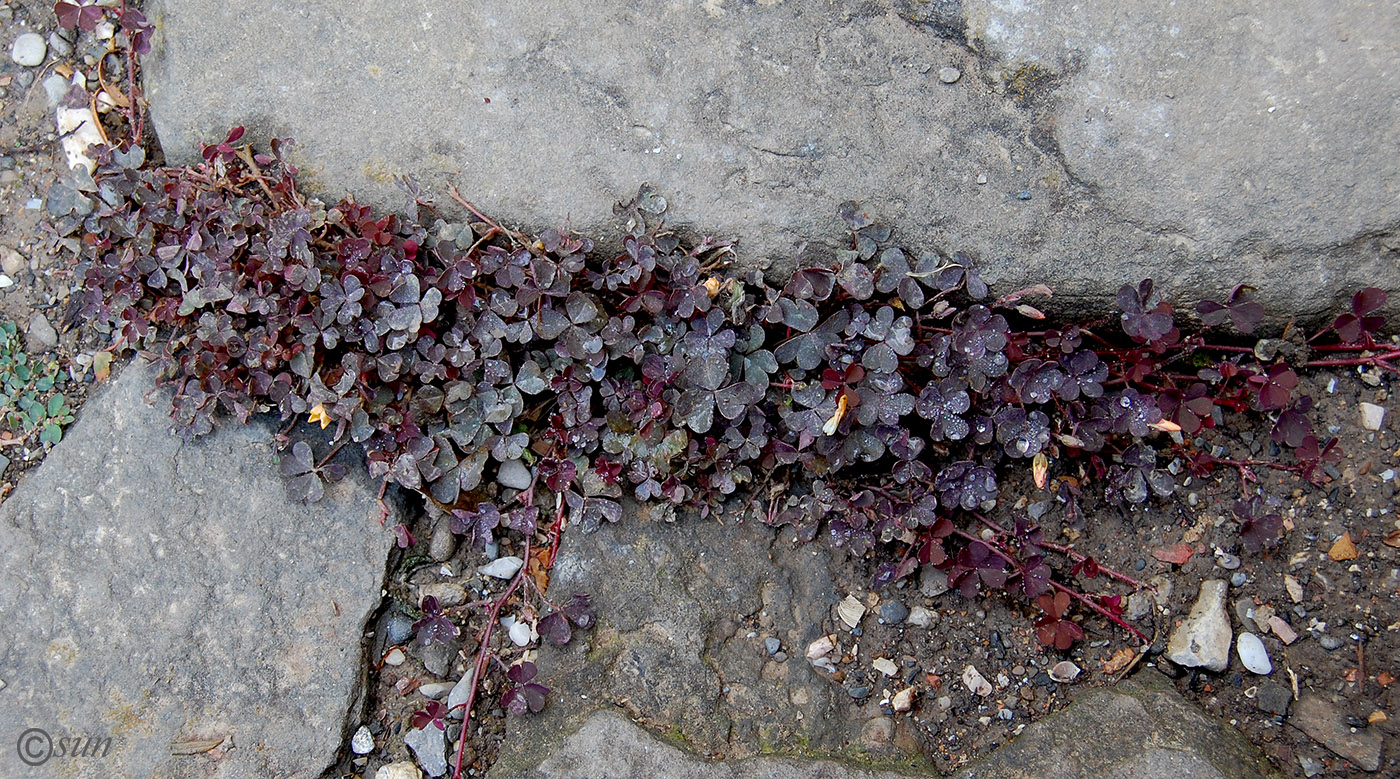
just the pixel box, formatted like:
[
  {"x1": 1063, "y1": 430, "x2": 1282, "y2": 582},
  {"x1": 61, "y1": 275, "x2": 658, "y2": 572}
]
[{"x1": 308, "y1": 403, "x2": 332, "y2": 429}]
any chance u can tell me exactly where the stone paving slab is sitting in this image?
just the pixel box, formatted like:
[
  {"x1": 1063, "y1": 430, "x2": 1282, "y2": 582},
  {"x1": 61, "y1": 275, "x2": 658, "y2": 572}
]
[
  {"x1": 143, "y1": 0, "x2": 1399, "y2": 321},
  {"x1": 0, "y1": 361, "x2": 396, "y2": 778}
]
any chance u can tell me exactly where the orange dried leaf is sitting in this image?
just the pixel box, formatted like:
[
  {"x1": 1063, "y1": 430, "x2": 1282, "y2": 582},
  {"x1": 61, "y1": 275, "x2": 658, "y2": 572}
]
[{"x1": 1102, "y1": 647, "x2": 1136, "y2": 675}]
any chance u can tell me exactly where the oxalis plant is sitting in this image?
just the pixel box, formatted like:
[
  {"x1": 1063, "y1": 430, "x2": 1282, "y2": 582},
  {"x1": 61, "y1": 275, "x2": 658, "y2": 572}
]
[{"x1": 68, "y1": 132, "x2": 1392, "y2": 771}]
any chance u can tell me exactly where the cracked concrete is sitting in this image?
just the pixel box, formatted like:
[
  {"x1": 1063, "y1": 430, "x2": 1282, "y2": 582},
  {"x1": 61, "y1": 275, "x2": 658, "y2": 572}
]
[{"x1": 142, "y1": 0, "x2": 1398, "y2": 322}]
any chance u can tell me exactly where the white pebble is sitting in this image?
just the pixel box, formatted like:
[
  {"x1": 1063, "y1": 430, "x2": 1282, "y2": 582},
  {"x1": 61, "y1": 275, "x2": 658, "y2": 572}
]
[
  {"x1": 1359, "y1": 402, "x2": 1386, "y2": 431},
  {"x1": 1237, "y1": 632, "x2": 1273, "y2": 675},
  {"x1": 10, "y1": 33, "x2": 46, "y2": 67},
  {"x1": 477, "y1": 555, "x2": 524, "y2": 579},
  {"x1": 351, "y1": 725, "x2": 375, "y2": 755}
]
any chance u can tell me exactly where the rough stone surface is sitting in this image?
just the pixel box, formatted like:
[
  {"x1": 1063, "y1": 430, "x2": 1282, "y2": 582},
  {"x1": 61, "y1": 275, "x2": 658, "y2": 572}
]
[
  {"x1": 0, "y1": 360, "x2": 396, "y2": 777},
  {"x1": 1168, "y1": 579, "x2": 1232, "y2": 672},
  {"x1": 144, "y1": 0, "x2": 1399, "y2": 321},
  {"x1": 956, "y1": 672, "x2": 1273, "y2": 779},
  {"x1": 1290, "y1": 696, "x2": 1383, "y2": 773},
  {"x1": 488, "y1": 508, "x2": 929, "y2": 776},
  {"x1": 496, "y1": 672, "x2": 1270, "y2": 779}
]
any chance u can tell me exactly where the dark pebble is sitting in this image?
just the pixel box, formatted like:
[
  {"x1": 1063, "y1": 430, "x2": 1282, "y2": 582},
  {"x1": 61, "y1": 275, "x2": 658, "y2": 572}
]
[
  {"x1": 847, "y1": 685, "x2": 872, "y2": 699},
  {"x1": 1031, "y1": 671, "x2": 1053, "y2": 688},
  {"x1": 384, "y1": 613, "x2": 414, "y2": 645},
  {"x1": 879, "y1": 600, "x2": 909, "y2": 625},
  {"x1": 1256, "y1": 682, "x2": 1291, "y2": 716},
  {"x1": 851, "y1": 627, "x2": 863, "y2": 637},
  {"x1": 1015, "y1": 190, "x2": 1032, "y2": 200},
  {"x1": 1318, "y1": 635, "x2": 1344, "y2": 651},
  {"x1": 1134, "y1": 559, "x2": 1146, "y2": 571}
]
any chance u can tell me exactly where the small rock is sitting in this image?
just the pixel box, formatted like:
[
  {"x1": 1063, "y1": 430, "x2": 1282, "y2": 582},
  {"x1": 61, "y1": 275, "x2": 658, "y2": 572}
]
[
  {"x1": 47, "y1": 31, "x2": 73, "y2": 59},
  {"x1": 497, "y1": 458, "x2": 532, "y2": 490},
  {"x1": 418, "y1": 682, "x2": 455, "y2": 700},
  {"x1": 0, "y1": 275, "x2": 12, "y2": 290},
  {"x1": 1328, "y1": 532, "x2": 1359, "y2": 561},
  {"x1": 1318, "y1": 634, "x2": 1344, "y2": 651},
  {"x1": 1237, "y1": 632, "x2": 1272, "y2": 675},
  {"x1": 976, "y1": 173, "x2": 988, "y2": 185},
  {"x1": 1297, "y1": 756, "x2": 1323, "y2": 778},
  {"x1": 351, "y1": 725, "x2": 374, "y2": 755},
  {"x1": 906, "y1": 605, "x2": 933, "y2": 627},
  {"x1": 376, "y1": 762, "x2": 423, "y2": 779},
  {"x1": 500, "y1": 615, "x2": 536, "y2": 647},
  {"x1": 385, "y1": 614, "x2": 415, "y2": 644},
  {"x1": 1234, "y1": 598, "x2": 1259, "y2": 632},
  {"x1": 1215, "y1": 551, "x2": 1241, "y2": 570},
  {"x1": 404, "y1": 725, "x2": 448, "y2": 777},
  {"x1": 1292, "y1": 696, "x2": 1383, "y2": 772},
  {"x1": 1230, "y1": 572, "x2": 1248, "y2": 587},
  {"x1": 890, "y1": 687, "x2": 915, "y2": 712},
  {"x1": 0, "y1": 246, "x2": 24, "y2": 277},
  {"x1": 837, "y1": 594, "x2": 866, "y2": 629},
  {"x1": 846, "y1": 684, "x2": 871, "y2": 699},
  {"x1": 1049, "y1": 661, "x2": 1081, "y2": 683},
  {"x1": 1127, "y1": 592, "x2": 1152, "y2": 621},
  {"x1": 962, "y1": 664, "x2": 992, "y2": 696},
  {"x1": 428, "y1": 517, "x2": 458, "y2": 562},
  {"x1": 42, "y1": 73, "x2": 70, "y2": 107},
  {"x1": 420, "y1": 582, "x2": 466, "y2": 609},
  {"x1": 878, "y1": 599, "x2": 908, "y2": 625},
  {"x1": 1266, "y1": 615, "x2": 1298, "y2": 645},
  {"x1": 1256, "y1": 682, "x2": 1291, "y2": 716},
  {"x1": 446, "y1": 669, "x2": 475, "y2": 718},
  {"x1": 872, "y1": 657, "x2": 899, "y2": 677},
  {"x1": 1359, "y1": 402, "x2": 1386, "y2": 431},
  {"x1": 478, "y1": 556, "x2": 523, "y2": 579},
  {"x1": 384, "y1": 647, "x2": 407, "y2": 666},
  {"x1": 25, "y1": 312, "x2": 58, "y2": 351},
  {"x1": 416, "y1": 641, "x2": 457, "y2": 677},
  {"x1": 10, "y1": 33, "x2": 46, "y2": 67},
  {"x1": 764, "y1": 637, "x2": 781, "y2": 656},
  {"x1": 919, "y1": 567, "x2": 949, "y2": 597},
  {"x1": 938, "y1": 66, "x2": 962, "y2": 84},
  {"x1": 1166, "y1": 579, "x2": 1231, "y2": 672},
  {"x1": 1285, "y1": 574, "x2": 1304, "y2": 603}
]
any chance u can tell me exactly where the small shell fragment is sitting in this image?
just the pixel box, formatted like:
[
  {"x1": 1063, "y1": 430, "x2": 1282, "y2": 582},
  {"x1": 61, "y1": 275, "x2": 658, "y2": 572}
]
[
  {"x1": 837, "y1": 594, "x2": 866, "y2": 629},
  {"x1": 962, "y1": 664, "x2": 992, "y2": 697}
]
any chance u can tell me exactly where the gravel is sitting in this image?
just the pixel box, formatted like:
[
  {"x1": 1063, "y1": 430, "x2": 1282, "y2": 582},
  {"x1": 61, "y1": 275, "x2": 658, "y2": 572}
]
[{"x1": 10, "y1": 33, "x2": 46, "y2": 67}]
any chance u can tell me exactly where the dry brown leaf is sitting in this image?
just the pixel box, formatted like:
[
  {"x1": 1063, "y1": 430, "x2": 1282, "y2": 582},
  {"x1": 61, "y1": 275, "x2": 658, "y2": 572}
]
[
  {"x1": 1329, "y1": 532, "x2": 1359, "y2": 562},
  {"x1": 1384, "y1": 529, "x2": 1400, "y2": 549},
  {"x1": 1102, "y1": 647, "x2": 1136, "y2": 675},
  {"x1": 170, "y1": 737, "x2": 226, "y2": 756}
]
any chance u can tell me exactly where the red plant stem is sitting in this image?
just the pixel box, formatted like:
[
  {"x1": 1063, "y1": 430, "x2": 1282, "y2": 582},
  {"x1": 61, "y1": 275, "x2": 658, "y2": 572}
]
[
  {"x1": 1197, "y1": 343, "x2": 1254, "y2": 354},
  {"x1": 970, "y1": 512, "x2": 1151, "y2": 591},
  {"x1": 948, "y1": 527, "x2": 1145, "y2": 642},
  {"x1": 1048, "y1": 579, "x2": 1147, "y2": 643},
  {"x1": 451, "y1": 491, "x2": 560, "y2": 779}
]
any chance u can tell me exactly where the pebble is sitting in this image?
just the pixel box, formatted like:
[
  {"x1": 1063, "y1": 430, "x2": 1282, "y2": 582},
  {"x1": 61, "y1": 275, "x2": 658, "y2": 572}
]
[
  {"x1": 446, "y1": 669, "x2": 474, "y2": 718},
  {"x1": 938, "y1": 66, "x2": 962, "y2": 84},
  {"x1": 47, "y1": 31, "x2": 73, "y2": 58},
  {"x1": 1297, "y1": 757, "x2": 1322, "y2": 778},
  {"x1": 418, "y1": 682, "x2": 455, "y2": 700},
  {"x1": 962, "y1": 664, "x2": 993, "y2": 696},
  {"x1": 420, "y1": 582, "x2": 467, "y2": 608},
  {"x1": 26, "y1": 312, "x2": 58, "y2": 351},
  {"x1": 1016, "y1": 190, "x2": 1033, "y2": 200},
  {"x1": 497, "y1": 458, "x2": 532, "y2": 490},
  {"x1": 428, "y1": 518, "x2": 458, "y2": 561},
  {"x1": 478, "y1": 556, "x2": 523, "y2": 579},
  {"x1": 376, "y1": 762, "x2": 423, "y2": 779},
  {"x1": 404, "y1": 725, "x2": 448, "y2": 777},
  {"x1": 0, "y1": 246, "x2": 24, "y2": 277},
  {"x1": 1133, "y1": 559, "x2": 1146, "y2": 571},
  {"x1": 976, "y1": 173, "x2": 988, "y2": 185},
  {"x1": 878, "y1": 599, "x2": 908, "y2": 625},
  {"x1": 1166, "y1": 579, "x2": 1231, "y2": 672},
  {"x1": 10, "y1": 33, "x2": 46, "y2": 67},
  {"x1": 1215, "y1": 552, "x2": 1241, "y2": 570},
  {"x1": 1126, "y1": 592, "x2": 1152, "y2": 621},
  {"x1": 1359, "y1": 402, "x2": 1386, "y2": 431},
  {"x1": 906, "y1": 605, "x2": 933, "y2": 627},
  {"x1": 351, "y1": 725, "x2": 375, "y2": 755},
  {"x1": 1234, "y1": 599, "x2": 1258, "y2": 632},
  {"x1": 890, "y1": 687, "x2": 915, "y2": 712},
  {"x1": 1049, "y1": 661, "x2": 1081, "y2": 683},
  {"x1": 384, "y1": 647, "x2": 407, "y2": 666},
  {"x1": 872, "y1": 657, "x2": 899, "y2": 676},
  {"x1": 1236, "y1": 632, "x2": 1272, "y2": 675},
  {"x1": 1318, "y1": 634, "x2": 1344, "y2": 651},
  {"x1": 1230, "y1": 572, "x2": 1248, "y2": 587},
  {"x1": 764, "y1": 637, "x2": 781, "y2": 655},
  {"x1": 385, "y1": 613, "x2": 415, "y2": 645},
  {"x1": 919, "y1": 567, "x2": 949, "y2": 597},
  {"x1": 0, "y1": 275, "x2": 12, "y2": 290}
]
